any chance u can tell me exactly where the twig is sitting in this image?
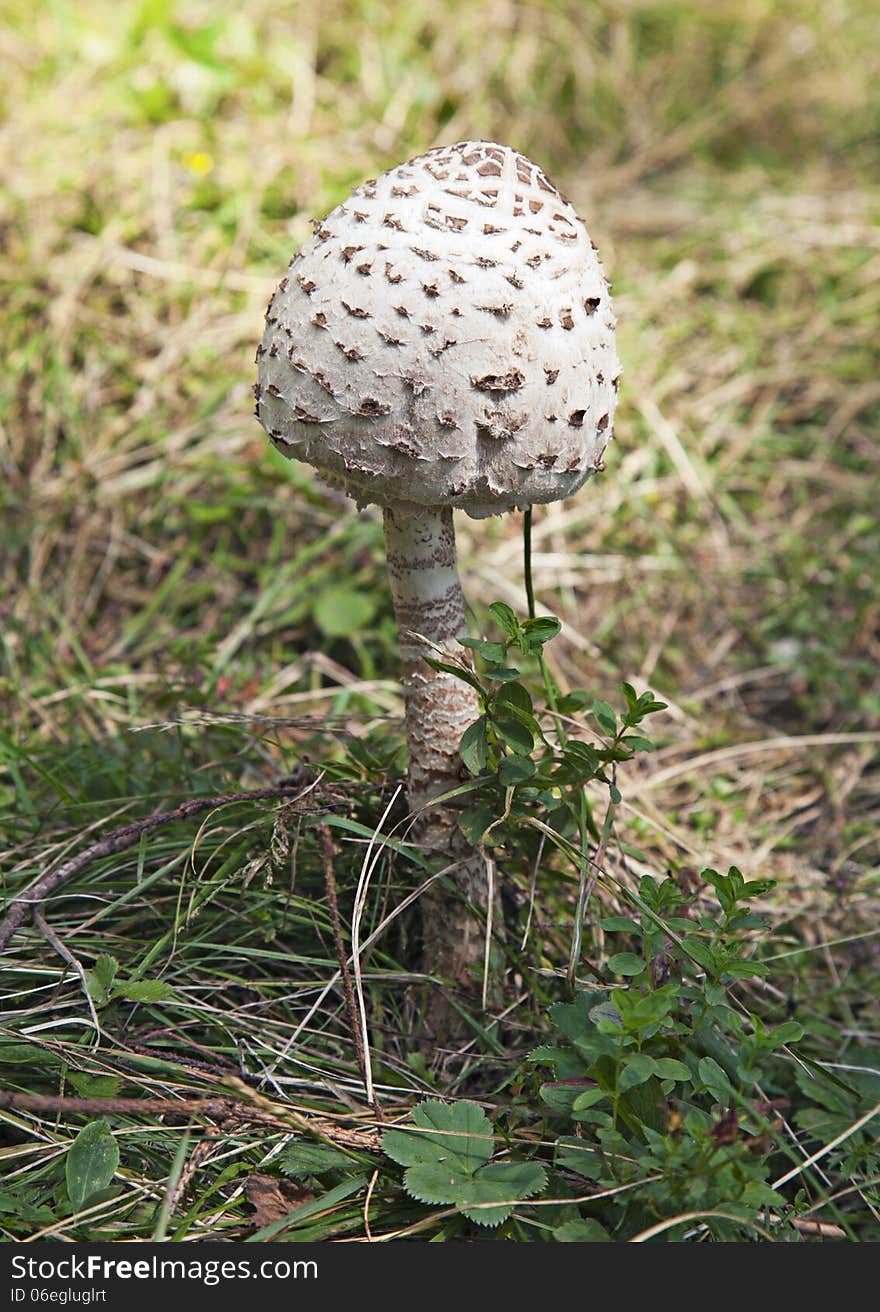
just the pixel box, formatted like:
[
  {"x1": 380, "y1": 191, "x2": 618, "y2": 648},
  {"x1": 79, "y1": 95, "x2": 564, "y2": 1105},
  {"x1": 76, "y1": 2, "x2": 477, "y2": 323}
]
[
  {"x1": 317, "y1": 823, "x2": 373, "y2": 1109},
  {"x1": 0, "y1": 781, "x2": 321, "y2": 951},
  {"x1": 0, "y1": 1088, "x2": 382, "y2": 1152}
]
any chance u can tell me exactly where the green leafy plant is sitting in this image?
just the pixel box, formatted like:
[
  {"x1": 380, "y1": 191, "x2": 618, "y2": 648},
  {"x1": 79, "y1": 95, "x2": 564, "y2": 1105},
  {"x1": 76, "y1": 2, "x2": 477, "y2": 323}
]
[
  {"x1": 85, "y1": 954, "x2": 176, "y2": 1006},
  {"x1": 382, "y1": 1100, "x2": 547, "y2": 1228},
  {"x1": 526, "y1": 869, "x2": 878, "y2": 1241},
  {"x1": 428, "y1": 602, "x2": 666, "y2": 851}
]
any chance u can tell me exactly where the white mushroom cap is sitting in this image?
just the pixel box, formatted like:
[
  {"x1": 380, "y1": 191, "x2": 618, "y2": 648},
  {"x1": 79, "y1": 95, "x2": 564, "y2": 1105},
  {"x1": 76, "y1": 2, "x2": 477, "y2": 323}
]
[{"x1": 256, "y1": 141, "x2": 620, "y2": 519}]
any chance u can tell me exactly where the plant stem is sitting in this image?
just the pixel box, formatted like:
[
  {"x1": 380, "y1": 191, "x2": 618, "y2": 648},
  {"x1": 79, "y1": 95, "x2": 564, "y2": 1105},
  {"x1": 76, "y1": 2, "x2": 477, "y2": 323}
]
[{"x1": 523, "y1": 507, "x2": 536, "y2": 620}]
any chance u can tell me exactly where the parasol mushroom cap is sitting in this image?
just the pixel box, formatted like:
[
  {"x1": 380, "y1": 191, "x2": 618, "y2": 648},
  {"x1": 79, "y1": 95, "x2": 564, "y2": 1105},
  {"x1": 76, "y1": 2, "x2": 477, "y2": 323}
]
[{"x1": 256, "y1": 141, "x2": 620, "y2": 518}]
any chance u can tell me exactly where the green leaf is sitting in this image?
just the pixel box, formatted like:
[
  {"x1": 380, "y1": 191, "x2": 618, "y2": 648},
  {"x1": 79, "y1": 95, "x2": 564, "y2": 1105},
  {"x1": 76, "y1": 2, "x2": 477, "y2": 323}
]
[
  {"x1": 459, "y1": 717, "x2": 489, "y2": 774},
  {"x1": 421, "y1": 657, "x2": 485, "y2": 693},
  {"x1": 280, "y1": 1143, "x2": 357, "y2": 1177},
  {"x1": 619, "y1": 1053, "x2": 657, "y2": 1091},
  {"x1": 555, "y1": 1137, "x2": 604, "y2": 1179},
  {"x1": 483, "y1": 666, "x2": 522, "y2": 683},
  {"x1": 553, "y1": 1218, "x2": 611, "y2": 1242},
  {"x1": 599, "y1": 916, "x2": 641, "y2": 933},
  {"x1": 592, "y1": 700, "x2": 617, "y2": 735},
  {"x1": 494, "y1": 681, "x2": 534, "y2": 715},
  {"x1": 85, "y1": 954, "x2": 118, "y2": 1006},
  {"x1": 572, "y1": 1086, "x2": 609, "y2": 1111},
  {"x1": 382, "y1": 1100, "x2": 493, "y2": 1173},
  {"x1": 404, "y1": 1161, "x2": 475, "y2": 1204},
  {"x1": 589, "y1": 999, "x2": 624, "y2": 1031},
  {"x1": 555, "y1": 690, "x2": 590, "y2": 714},
  {"x1": 768, "y1": 1022, "x2": 804, "y2": 1048},
  {"x1": 621, "y1": 734, "x2": 655, "y2": 753},
  {"x1": 519, "y1": 616, "x2": 561, "y2": 651},
  {"x1": 489, "y1": 601, "x2": 519, "y2": 638},
  {"x1": 66, "y1": 1121, "x2": 119, "y2": 1210},
  {"x1": 540, "y1": 1082, "x2": 599, "y2": 1116},
  {"x1": 607, "y1": 952, "x2": 645, "y2": 976},
  {"x1": 459, "y1": 1162, "x2": 547, "y2": 1227},
  {"x1": 498, "y1": 756, "x2": 536, "y2": 785},
  {"x1": 654, "y1": 1058, "x2": 692, "y2": 1082},
  {"x1": 458, "y1": 638, "x2": 507, "y2": 664},
  {"x1": 112, "y1": 979, "x2": 176, "y2": 1003},
  {"x1": 726, "y1": 912, "x2": 767, "y2": 931},
  {"x1": 458, "y1": 804, "x2": 497, "y2": 846},
  {"x1": 698, "y1": 1057, "x2": 735, "y2": 1099},
  {"x1": 682, "y1": 936, "x2": 718, "y2": 972},
  {"x1": 494, "y1": 716, "x2": 534, "y2": 755},
  {"x1": 721, "y1": 959, "x2": 771, "y2": 979},
  {"x1": 313, "y1": 585, "x2": 376, "y2": 637}
]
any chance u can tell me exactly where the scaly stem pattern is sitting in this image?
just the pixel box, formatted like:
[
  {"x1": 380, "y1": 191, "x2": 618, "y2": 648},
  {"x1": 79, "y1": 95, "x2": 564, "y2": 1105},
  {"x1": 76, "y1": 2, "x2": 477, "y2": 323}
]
[{"x1": 383, "y1": 506, "x2": 496, "y2": 1030}]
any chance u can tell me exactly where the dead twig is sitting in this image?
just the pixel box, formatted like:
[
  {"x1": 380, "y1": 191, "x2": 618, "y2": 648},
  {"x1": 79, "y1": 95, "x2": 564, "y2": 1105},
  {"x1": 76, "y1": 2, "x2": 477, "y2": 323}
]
[{"x1": 0, "y1": 1087, "x2": 382, "y2": 1152}]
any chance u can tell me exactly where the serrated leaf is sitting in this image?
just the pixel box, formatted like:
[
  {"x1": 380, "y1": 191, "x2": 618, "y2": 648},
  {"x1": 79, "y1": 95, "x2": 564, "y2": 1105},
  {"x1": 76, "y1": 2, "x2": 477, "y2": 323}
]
[
  {"x1": 458, "y1": 1162, "x2": 547, "y2": 1226},
  {"x1": 112, "y1": 979, "x2": 176, "y2": 1003},
  {"x1": 403, "y1": 1161, "x2": 474, "y2": 1205},
  {"x1": 553, "y1": 1217, "x2": 611, "y2": 1242},
  {"x1": 66, "y1": 1121, "x2": 119, "y2": 1210},
  {"x1": 85, "y1": 954, "x2": 118, "y2": 1006},
  {"x1": 382, "y1": 1100, "x2": 493, "y2": 1172}
]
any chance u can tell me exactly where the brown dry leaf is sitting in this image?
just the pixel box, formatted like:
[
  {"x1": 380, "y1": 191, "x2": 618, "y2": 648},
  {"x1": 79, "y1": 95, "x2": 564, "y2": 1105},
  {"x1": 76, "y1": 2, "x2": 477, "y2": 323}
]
[{"x1": 244, "y1": 1173, "x2": 315, "y2": 1229}]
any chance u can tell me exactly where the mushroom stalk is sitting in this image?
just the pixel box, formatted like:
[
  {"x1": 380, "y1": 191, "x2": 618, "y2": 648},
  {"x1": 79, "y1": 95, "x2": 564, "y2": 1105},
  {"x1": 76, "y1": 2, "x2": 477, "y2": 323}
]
[
  {"x1": 383, "y1": 505, "x2": 494, "y2": 1005},
  {"x1": 383, "y1": 505, "x2": 478, "y2": 826}
]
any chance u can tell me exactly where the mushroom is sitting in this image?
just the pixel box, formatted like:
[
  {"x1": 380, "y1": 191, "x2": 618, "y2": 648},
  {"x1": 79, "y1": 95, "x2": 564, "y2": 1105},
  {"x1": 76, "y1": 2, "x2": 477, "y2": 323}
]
[{"x1": 255, "y1": 141, "x2": 619, "y2": 1021}]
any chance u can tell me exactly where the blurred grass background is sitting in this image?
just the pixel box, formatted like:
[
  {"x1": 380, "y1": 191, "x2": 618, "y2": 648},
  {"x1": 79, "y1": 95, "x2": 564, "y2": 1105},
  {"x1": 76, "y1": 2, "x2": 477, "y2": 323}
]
[{"x1": 0, "y1": 0, "x2": 878, "y2": 1239}]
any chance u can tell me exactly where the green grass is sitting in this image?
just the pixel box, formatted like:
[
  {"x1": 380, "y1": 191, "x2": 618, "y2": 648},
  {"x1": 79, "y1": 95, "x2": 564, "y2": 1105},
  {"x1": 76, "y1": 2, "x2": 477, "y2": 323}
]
[{"x1": 1, "y1": 0, "x2": 878, "y2": 1242}]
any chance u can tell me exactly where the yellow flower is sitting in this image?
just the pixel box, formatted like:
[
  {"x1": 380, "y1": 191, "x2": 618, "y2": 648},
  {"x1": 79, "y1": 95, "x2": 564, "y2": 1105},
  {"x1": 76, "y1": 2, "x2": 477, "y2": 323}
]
[{"x1": 183, "y1": 151, "x2": 214, "y2": 176}]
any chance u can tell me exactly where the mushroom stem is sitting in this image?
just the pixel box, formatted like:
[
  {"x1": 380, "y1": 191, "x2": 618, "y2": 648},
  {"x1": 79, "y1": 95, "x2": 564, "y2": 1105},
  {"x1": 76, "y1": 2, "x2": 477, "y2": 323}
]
[{"x1": 383, "y1": 505, "x2": 496, "y2": 1015}]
